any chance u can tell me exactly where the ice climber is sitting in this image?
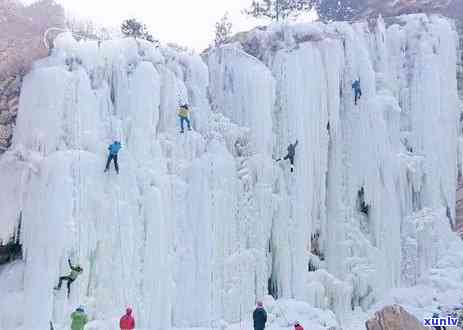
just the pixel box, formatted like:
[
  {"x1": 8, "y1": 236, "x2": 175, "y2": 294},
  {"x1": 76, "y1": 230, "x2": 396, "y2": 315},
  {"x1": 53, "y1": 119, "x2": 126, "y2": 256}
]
[
  {"x1": 352, "y1": 79, "x2": 362, "y2": 105},
  {"x1": 276, "y1": 140, "x2": 299, "y2": 173},
  {"x1": 104, "y1": 141, "x2": 122, "y2": 174},
  {"x1": 70, "y1": 306, "x2": 88, "y2": 330},
  {"x1": 253, "y1": 301, "x2": 267, "y2": 330},
  {"x1": 177, "y1": 104, "x2": 192, "y2": 133},
  {"x1": 120, "y1": 307, "x2": 136, "y2": 330},
  {"x1": 54, "y1": 258, "x2": 83, "y2": 298},
  {"x1": 432, "y1": 312, "x2": 446, "y2": 330},
  {"x1": 294, "y1": 321, "x2": 304, "y2": 330}
]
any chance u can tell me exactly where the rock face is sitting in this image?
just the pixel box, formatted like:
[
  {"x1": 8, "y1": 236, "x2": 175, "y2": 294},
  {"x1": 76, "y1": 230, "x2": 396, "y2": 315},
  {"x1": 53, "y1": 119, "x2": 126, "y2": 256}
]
[
  {"x1": 0, "y1": 76, "x2": 20, "y2": 152},
  {"x1": 0, "y1": 0, "x2": 65, "y2": 153},
  {"x1": 360, "y1": 0, "x2": 463, "y2": 19},
  {"x1": 366, "y1": 305, "x2": 426, "y2": 330}
]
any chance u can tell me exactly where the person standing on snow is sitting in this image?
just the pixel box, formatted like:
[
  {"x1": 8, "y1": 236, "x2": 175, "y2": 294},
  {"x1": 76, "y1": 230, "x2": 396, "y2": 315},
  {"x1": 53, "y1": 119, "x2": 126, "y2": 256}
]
[
  {"x1": 253, "y1": 301, "x2": 267, "y2": 330},
  {"x1": 104, "y1": 141, "x2": 122, "y2": 174},
  {"x1": 54, "y1": 259, "x2": 83, "y2": 298},
  {"x1": 294, "y1": 321, "x2": 304, "y2": 330},
  {"x1": 177, "y1": 104, "x2": 192, "y2": 133},
  {"x1": 352, "y1": 79, "x2": 362, "y2": 105},
  {"x1": 276, "y1": 140, "x2": 299, "y2": 173},
  {"x1": 120, "y1": 307, "x2": 135, "y2": 330},
  {"x1": 70, "y1": 306, "x2": 88, "y2": 330}
]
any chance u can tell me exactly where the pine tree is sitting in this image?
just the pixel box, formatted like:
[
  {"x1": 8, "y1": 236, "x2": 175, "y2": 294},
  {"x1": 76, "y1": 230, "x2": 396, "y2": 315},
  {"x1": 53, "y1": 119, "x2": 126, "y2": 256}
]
[
  {"x1": 214, "y1": 13, "x2": 233, "y2": 46},
  {"x1": 244, "y1": 0, "x2": 315, "y2": 21},
  {"x1": 121, "y1": 18, "x2": 157, "y2": 43}
]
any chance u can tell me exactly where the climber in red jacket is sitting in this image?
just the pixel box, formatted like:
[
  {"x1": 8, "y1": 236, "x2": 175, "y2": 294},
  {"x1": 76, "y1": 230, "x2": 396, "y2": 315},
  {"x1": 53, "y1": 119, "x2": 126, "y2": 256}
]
[
  {"x1": 120, "y1": 307, "x2": 135, "y2": 330},
  {"x1": 294, "y1": 321, "x2": 304, "y2": 330}
]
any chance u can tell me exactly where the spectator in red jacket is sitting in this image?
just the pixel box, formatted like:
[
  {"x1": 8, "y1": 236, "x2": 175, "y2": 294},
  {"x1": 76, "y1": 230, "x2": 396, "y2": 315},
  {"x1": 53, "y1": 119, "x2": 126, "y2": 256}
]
[
  {"x1": 294, "y1": 321, "x2": 304, "y2": 330},
  {"x1": 120, "y1": 307, "x2": 135, "y2": 330}
]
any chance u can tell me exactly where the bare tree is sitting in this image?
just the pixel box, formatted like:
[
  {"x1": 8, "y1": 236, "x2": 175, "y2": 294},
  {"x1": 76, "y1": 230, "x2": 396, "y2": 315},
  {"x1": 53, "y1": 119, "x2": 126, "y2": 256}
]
[
  {"x1": 66, "y1": 17, "x2": 99, "y2": 40},
  {"x1": 214, "y1": 12, "x2": 233, "y2": 47}
]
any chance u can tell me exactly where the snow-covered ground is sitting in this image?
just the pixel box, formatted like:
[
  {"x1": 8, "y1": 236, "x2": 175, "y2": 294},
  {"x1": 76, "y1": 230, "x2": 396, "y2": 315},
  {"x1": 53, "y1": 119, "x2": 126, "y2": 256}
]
[{"x1": 0, "y1": 13, "x2": 462, "y2": 330}]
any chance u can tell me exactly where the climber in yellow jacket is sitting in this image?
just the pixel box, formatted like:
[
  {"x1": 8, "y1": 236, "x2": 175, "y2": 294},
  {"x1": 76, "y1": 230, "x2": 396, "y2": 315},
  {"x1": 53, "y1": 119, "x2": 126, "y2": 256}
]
[{"x1": 177, "y1": 104, "x2": 192, "y2": 133}]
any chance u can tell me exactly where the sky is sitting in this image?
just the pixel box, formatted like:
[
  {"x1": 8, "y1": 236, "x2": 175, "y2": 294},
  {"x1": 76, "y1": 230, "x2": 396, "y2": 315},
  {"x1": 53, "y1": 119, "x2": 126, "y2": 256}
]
[{"x1": 35, "y1": 0, "x2": 269, "y2": 51}]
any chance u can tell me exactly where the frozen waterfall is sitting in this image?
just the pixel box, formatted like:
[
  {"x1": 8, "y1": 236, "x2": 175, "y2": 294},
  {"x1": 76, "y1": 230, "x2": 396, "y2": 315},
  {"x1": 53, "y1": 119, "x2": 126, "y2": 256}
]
[{"x1": 0, "y1": 14, "x2": 462, "y2": 330}]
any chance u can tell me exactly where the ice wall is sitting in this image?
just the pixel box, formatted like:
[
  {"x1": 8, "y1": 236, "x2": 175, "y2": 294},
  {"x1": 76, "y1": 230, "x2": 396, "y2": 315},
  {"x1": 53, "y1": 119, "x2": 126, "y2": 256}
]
[{"x1": 0, "y1": 14, "x2": 460, "y2": 330}]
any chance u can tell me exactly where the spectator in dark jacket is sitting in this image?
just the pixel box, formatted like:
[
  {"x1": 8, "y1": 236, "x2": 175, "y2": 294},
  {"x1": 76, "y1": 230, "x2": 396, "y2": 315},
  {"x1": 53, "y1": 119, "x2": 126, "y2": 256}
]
[{"x1": 253, "y1": 301, "x2": 267, "y2": 330}]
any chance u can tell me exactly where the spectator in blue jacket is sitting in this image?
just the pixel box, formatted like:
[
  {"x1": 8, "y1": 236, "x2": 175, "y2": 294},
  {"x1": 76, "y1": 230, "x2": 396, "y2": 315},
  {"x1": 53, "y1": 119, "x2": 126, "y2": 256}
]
[{"x1": 104, "y1": 141, "x2": 121, "y2": 174}]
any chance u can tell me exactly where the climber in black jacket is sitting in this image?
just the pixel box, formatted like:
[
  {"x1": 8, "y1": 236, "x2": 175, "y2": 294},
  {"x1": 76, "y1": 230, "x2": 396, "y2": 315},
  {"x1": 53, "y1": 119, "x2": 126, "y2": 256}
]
[{"x1": 276, "y1": 140, "x2": 298, "y2": 172}]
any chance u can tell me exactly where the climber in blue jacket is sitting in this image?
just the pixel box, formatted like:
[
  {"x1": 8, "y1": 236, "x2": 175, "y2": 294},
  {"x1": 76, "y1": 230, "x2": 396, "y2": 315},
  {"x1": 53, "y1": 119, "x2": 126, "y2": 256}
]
[
  {"x1": 104, "y1": 141, "x2": 121, "y2": 174},
  {"x1": 352, "y1": 79, "x2": 362, "y2": 105}
]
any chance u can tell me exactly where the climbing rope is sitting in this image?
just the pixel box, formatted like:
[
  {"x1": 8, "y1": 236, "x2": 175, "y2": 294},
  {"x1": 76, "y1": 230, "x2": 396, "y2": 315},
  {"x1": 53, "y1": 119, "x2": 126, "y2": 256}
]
[
  {"x1": 276, "y1": 302, "x2": 290, "y2": 326},
  {"x1": 76, "y1": 151, "x2": 82, "y2": 271},
  {"x1": 210, "y1": 154, "x2": 215, "y2": 330},
  {"x1": 116, "y1": 191, "x2": 129, "y2": 307},
  {"x1": 75, "y1": 75, "x2": 82, "y2": 265},
  {"x1": 238, "y1": 158, "x2": 246, "y2": 330},
  {"x1": 239, "y1": 257, "x2": 243, "y2": 330}
]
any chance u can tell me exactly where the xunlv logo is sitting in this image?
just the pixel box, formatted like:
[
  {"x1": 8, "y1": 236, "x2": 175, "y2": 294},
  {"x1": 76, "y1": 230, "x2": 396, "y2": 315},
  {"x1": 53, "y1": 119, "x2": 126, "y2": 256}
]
[{"x1": 423, "y1": 316, "x2": 458, "y2": 327}]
